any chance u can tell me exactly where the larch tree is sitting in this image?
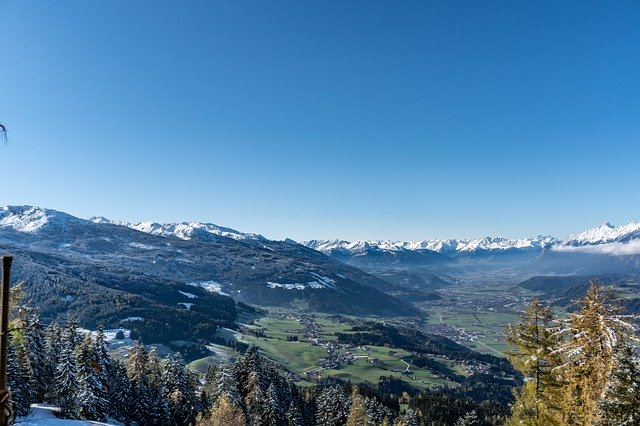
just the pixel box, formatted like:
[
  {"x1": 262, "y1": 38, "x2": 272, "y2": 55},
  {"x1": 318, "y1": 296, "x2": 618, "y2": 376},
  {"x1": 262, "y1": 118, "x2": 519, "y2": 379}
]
[
  {"x1": 554, "y1": 282, "x2": 636, "y2": 425},
  {"x1": 197, "y1": 394, "x2": 247, "y2": 426},
  {"x1": 505, "y1": 298, "x2": 564, "y2": 425},
  {"x1": 346, "y1": 386, "x2": 367, "y2": 426}
]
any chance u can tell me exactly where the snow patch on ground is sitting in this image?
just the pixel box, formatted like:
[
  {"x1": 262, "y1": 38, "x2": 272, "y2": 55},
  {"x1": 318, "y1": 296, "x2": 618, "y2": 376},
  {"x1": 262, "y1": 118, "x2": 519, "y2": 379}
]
[
  {"x1": 267, "y1": 273, "x2": 336, "y2": 290},
  {"x1": 86, "y1": 328, "x2": 134, "y2": 348},
  {"x1": 127, "y1": 242, "x2": 158, "y2": 250},
  {"x1": 178, "y1": 302, "x2": 194, "y2": 310},
  {"x1": 16, "y1": 404, "x2": 120, "y2": 425},
  {"x1": 120, "y1": 317, "x2": 143, "y2": 322},
  {"x1": 188, "y1": 280, "x2": 228, "y2": 296},
  {"x1": 178, "y1": 290, "x2": 198, "y2": 299},
  {"x1": 267, "y1": 282, "x2": 307, "y2": 290}
]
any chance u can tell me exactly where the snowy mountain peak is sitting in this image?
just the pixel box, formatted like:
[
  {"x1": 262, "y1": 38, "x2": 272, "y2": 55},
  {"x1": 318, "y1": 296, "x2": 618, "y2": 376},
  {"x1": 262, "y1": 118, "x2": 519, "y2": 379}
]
[
  {"x1": 0, "y1": 206, "x2": 79, "y2": 233},
  {"x1": 564, "y1": 221, "x2": 640, "y2": 246},
  {"x1": 304, "y1": 235, "x2": 560, "y2": 256},
  {"x1": 90, "y1": 216, "x2": 263, "y2": 242}
]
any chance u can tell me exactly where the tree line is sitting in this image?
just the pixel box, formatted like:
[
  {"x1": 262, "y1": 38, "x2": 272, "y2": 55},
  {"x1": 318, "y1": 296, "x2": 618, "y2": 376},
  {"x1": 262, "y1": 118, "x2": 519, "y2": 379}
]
[{"x1": 8, "y1": 281, "x2": 637, "y2": 425}]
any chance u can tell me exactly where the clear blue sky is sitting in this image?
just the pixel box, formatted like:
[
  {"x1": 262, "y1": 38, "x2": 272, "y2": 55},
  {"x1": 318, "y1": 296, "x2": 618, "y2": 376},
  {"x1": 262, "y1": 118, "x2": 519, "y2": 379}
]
[{"x1": 1, "y1": 1, "x2": 639, "y2": 241}]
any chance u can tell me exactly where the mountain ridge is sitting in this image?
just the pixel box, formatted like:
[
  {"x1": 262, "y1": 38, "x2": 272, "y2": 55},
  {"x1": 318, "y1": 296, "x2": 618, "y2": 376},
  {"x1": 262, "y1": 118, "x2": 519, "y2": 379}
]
[{"x1": 0, "y1": 205, "x2": 420, "y2": 328}]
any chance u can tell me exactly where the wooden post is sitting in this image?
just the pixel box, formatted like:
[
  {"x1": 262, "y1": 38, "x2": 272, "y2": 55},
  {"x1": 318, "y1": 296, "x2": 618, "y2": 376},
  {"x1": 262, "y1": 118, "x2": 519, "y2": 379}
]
[{"x1": 0, "y1": 256, "x2": 12, "y2": 426}]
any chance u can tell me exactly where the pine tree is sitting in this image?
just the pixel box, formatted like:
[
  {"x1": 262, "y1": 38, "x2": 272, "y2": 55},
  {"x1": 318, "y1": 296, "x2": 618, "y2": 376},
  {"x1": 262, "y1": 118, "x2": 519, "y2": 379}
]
[
  {"x1": 163, "y1": 352, "x2": 198, "y2": 426},
  {"x1": 7, "y1": 341, "x2": 31, "y2": 417},
  {"x1": 397, "y1": 408, "x2": 420, "y2": 426},
  {"x1": 316, "y1": 386, "x2": 348, "y2": 426},
  {"x1": 108, "y1": 359, "x2": 133, "y2": 424},
  {"x1": 599, "y1": 344, "x2": 640, "y2": 425},
  {"x1": 146, "y1": 347, "x2": 172, "y2": 425},
  {"x1": 149, "y1": 386, "x2": 171, "y2": 426},
  {"x1": 206, "y1": 363, "x2": 241, "y2": 406},
  {"x1": 455, "y1": 410, "x2": 479, "y2": 426},
  {"x1": 364, "y1": 396, "x2": 387, "y2": 425},
  {"x1": 286, "y1": 400, "x2": 304, "y2": 426},
  {"x1": 53, "y1": 325, "x2": 79, "y2": 418},
  {"x1": 133, "y1": 375, "x2": 154, "y2": 425},
  {"x1": 76, "y1": 335, "x2": 108, "y2": 421},
  {"x1": 505, "y1": 298, "x2": 564, "y2": 425},
  {"x1": 263, "y1": 383, "x2": 283, "y2": 426},
  {"x1": 244, "y1": 371, "x2": 265, "y2": 426},
  {"x1": 92, "y1": 327, "x2": 111, "y2": 419},
  {"x1": 24, "y1": 313, "x2": 47, "y2": 402},
  {"x1": 43, "y1": 322, "x2": 63, "y2": 402}
]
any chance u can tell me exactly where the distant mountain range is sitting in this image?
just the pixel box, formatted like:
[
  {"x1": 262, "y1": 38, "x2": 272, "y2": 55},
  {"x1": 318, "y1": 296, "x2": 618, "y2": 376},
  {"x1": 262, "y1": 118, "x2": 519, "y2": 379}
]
[{"x1": 303, "y1": 222, "x2": 640, "y2": 268}]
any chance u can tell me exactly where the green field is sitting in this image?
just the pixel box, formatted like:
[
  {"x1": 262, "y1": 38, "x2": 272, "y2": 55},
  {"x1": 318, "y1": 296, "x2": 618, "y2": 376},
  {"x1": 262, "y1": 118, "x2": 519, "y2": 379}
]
[{"x1": 194, "y1": 314, "x2": 463, "y2": 391}]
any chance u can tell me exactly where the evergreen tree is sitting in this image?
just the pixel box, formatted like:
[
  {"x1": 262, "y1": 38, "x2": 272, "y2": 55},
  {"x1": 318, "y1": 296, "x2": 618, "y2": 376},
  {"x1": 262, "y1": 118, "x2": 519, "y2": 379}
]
[
  {"x1": 316, "y1": 386, "x2": 348, "y2": 426},
  {"x1": 244, "y1": 371, "x2": 265, "y2": 426},
  {"x1": 24, "y1": 313, "x2": 47, "y2": 402},
  {"x1": 455, "y1": 410, "x2": 479, "y2": 426},
  {"x1": 206, "y1": 363, "x2": 241, "y2": 406},
  {"x1": 66, "y1": 316, "x2": 81, "y2": 348},
  {"x1": 148, "y1": 386, "x2": 171, "y2": 426},
  {"x1": 163, "y1": 352, "x2": 198, "y2": 426},
  {"x1": 76, "y1": 335, "x2": 108, "y2": 421},
  {"x1": 43, "y1": 322, "x2": 63, "y2": 402},
  {"x1": 599, "y1": 344, "x2": 640, "y2": 425},
  {"x1": 7, "y1": 341, "x2": 31, "y2": 417},
  {"x1": 133, "y1": 375, "x2": 154, "y2": 425},
  {"x1": 398, "y1": 408, "x2": 420, "y2": 426},
  {"x1": 286, "y1": 400, "x2": 304, "y2": 426},
  {"x1": 263, "y1": 383, "x2": 284, "y2": 426},
  {"x1": 365, "y1": 396, "x2": 387, "y2": 425},
  {"x1": 53, "y1": 325, "x2": 79, "y2": 418},
  {"x1": 147, "y1": 346, "x2": 164, "y2": 390},
  {"x1": 108, "y1": 359, "x2": 133, "y2": 424},
  {"x1": 92, "y1": 327, "x2": 111, "y2": 419}
]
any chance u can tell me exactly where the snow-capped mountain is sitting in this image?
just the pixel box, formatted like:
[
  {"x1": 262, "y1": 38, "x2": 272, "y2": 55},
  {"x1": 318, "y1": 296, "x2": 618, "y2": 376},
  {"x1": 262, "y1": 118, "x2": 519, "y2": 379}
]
[
  {"x1": 304, "y1": 221, "x2": 640, "y2": 271},
  {"x1": 89, "y1": 217, "x2": 264, "y2": 242},
  {"x1": 0, "y1": 205, "x2": 81, "y2": 233},
  {"x1": 564, "y1": 222, "x2": 640, "y2": 246},
  {"x1": 305, "y1": 235, "x2": 560, "y2": 258}
]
